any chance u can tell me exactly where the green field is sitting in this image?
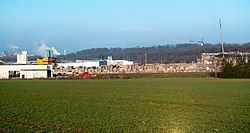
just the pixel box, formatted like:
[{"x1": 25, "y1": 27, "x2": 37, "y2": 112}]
[{"x1": 0, "y1": 78, "x2": 250, "y2": 132}]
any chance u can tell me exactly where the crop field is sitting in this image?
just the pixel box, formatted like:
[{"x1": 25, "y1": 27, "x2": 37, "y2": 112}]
[{"x1": 0, "y1": 78, "x2": 250, "y2": 132}]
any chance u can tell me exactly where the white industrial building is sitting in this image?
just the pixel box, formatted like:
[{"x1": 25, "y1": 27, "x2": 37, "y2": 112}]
[
  {"x1": 57, "y1": 60, "x2": 133, "y2": 68},
  {"x1": 57, "y1": 61, "x2": 100, "y2": 68},
  {"x1": 99, "y1": 56, "x2": 134, "y2": 66},
  {"x1": 106, "y1": 60, "x2": 133, "y2": 66},
  {"x1": 0, "y1": 65, "x2": 52, "y2": 79}
]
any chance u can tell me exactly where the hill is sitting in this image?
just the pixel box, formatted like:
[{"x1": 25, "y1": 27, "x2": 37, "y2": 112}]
[{"x1": 59, "y1": 42, "x2": 250, "y2": 64}]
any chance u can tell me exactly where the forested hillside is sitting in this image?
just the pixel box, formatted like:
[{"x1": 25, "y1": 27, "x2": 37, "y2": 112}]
[{"x1": 59, "y1": 43, "x2": 250, "y2": 64}]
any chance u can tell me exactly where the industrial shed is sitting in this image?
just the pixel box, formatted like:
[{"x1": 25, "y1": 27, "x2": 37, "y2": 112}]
[
  {"x1": 57, "y1": 61, "x2": 100, "y2": 68},
  {"x1": 0, "y1": 65, "x2": 52, "y2": 79}
]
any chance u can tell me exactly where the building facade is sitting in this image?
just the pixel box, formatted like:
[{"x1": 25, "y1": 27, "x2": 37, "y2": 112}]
[{"x1": 0, "y1": 65, "x2": 52, "y2": 79}]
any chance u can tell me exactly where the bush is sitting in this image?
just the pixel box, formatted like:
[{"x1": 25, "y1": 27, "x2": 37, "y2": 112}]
[{"x1": 220, "y1": 59, "x2": 250, "y2": 78}]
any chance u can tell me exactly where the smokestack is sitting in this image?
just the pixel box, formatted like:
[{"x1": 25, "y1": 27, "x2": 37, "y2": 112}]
[{"x1": 45, "y1": 49, "x2": 52, "y2": 57}]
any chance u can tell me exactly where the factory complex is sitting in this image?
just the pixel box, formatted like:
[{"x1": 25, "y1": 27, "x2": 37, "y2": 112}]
[
  {"x1": 0, "y1": 48, "x2": 249, "y2": 79},
  {"x1": 0, "y1": 50, "x2": 133, "y2": 79}
]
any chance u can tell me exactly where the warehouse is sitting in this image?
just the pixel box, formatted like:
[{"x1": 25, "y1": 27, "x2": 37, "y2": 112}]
[
  {"x1": 0, "y1": 65, "x2": 52, "y2": 79},
  {"x1": 57, "y1": 61, "x2": 100, "y2": 68}
]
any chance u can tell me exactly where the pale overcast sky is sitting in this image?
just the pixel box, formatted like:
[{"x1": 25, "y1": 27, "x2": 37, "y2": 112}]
[{"x1": 0, "y1": 0, "x2": 249, "y2": 54}]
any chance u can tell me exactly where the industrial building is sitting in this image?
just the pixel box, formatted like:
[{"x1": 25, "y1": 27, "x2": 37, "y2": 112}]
[
  {"x1": 0, "y1": 65, "x2": 52, "y2": 79},
  {"x1": 57, "y1": 61, "x2": 100, "y2": 68},
  {"x1": 57, "y1": 56, "x2": 134, "y2": 69},
  {"x1": 99, "y1": 56, "x2": 134, "y2": 66},
  {"x1": 199, "y1": 52, "x2": 250, "y2": 65},
  {"x1": 16, "y1": 51, "x2": 28, "y2": 64},
  {"x1": 100, "y1": 59, "x2": 133, "y2": 66},
  {"x1": 36, "y1": 49, "x2": 60, "y2": 67},
  {"x1": 0, "y1": 51, "x2": 53, "y2": 79}
]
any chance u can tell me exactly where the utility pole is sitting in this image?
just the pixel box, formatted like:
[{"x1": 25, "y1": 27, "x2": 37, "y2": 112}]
[
  {"x1": 144, "y1": 53, "x2": 147, "y2": 65},
  {"x1": 219, "y1": 19, "x2": 225, "y2": 59},
  {"x1": 139, "y1": 53, "x2": 142, "y2": 65}
]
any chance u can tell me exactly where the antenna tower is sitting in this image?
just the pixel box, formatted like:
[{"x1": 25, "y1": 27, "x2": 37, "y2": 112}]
[{"x1": 219, "y1": 19, "x2": 225, "y2": 58}]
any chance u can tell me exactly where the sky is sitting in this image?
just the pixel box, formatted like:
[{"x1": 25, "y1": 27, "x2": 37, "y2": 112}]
[{"x1": 0, "y1": 0, "x2": 250, "y2": 55}]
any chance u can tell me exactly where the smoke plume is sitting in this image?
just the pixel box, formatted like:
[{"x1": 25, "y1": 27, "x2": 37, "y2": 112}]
[
  {"x1": 10, "y1": 44, "x2": 20, "y2": 50},
  {"x1": 51, "y1": 47, "x2": 61, "y2": 55},
  {"x1": 7, "y1": 44, "x2": 20, "y2": 52},
  {"x1": 36, "y1": 41, "x2": 61, "y2": 56},
  {"x1": 36, "y1": 41, "x2": 50, "y2": 56}
]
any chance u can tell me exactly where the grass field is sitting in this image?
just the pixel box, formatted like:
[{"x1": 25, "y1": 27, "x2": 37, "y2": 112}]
[{"x1": 0, "y1": 78, "x2": 250, "y2": 132}]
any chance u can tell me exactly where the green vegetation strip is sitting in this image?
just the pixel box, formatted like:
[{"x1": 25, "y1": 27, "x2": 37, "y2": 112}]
[{"x1": 0, "y1": 79, "x2": 250, "y2": 132}]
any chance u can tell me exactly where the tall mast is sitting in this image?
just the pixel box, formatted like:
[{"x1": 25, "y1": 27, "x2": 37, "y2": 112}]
[{"x1": 219, "y1": 19, "x2": 225, "y2": 59}]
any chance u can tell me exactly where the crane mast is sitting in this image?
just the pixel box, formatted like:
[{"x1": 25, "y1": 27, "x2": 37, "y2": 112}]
[{"x1": 219, "y1": 19, "x2": 225, "y2": 59}]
